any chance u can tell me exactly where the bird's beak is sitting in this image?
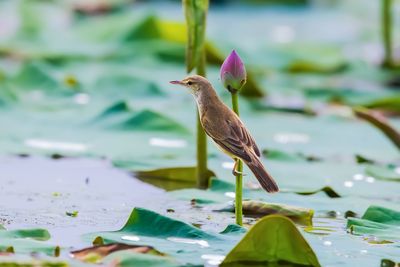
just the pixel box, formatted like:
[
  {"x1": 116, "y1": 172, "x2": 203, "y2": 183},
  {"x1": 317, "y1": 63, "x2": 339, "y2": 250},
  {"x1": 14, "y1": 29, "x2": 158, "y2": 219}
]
[{"x1": 169, "y1": 80, "x2": 185, "y2": 86}]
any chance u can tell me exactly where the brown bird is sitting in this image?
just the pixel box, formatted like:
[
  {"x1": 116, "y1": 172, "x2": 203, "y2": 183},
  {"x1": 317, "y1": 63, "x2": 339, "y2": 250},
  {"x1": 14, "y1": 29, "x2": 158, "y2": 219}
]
[{"x1": 170, "y1": 75, "x2": 279, "y2": 193}]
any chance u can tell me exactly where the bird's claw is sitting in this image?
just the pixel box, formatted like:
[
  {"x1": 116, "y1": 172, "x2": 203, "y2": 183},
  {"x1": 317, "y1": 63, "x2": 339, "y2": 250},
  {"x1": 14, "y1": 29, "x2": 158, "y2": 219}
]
[{"x1": 232, "y1": 169, "x2": 246, "y2": 176}]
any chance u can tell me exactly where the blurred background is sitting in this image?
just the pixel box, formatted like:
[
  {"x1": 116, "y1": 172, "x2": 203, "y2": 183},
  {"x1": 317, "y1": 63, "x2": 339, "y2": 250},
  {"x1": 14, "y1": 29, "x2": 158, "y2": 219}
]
[{"x1": 0, "y1": 0, "x2": 399, "y2": 266}]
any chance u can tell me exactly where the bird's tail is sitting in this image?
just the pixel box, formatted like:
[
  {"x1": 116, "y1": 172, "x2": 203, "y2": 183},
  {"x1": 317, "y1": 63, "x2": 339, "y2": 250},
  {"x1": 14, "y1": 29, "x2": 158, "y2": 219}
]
[{"x1": 245, "y1": 156, "x2": 279, "y2": 193}]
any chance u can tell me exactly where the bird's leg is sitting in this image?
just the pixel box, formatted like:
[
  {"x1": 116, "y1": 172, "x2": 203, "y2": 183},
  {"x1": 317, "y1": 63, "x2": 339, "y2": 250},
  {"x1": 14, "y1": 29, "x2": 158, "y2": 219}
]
[{"x1": 232, "y1": 158, "x2": 245, "y2": 176}]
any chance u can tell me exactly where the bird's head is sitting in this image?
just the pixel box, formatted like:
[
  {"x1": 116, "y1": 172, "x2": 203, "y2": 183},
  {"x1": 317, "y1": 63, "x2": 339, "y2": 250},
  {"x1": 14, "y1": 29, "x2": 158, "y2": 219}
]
[{"x1": 170, "y1": 75, "x2": 211, "y2": 94}]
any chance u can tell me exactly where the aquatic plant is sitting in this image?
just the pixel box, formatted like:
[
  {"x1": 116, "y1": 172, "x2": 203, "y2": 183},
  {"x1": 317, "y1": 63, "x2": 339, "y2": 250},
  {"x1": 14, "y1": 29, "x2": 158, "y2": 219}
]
[
  {"x1": 220, "y1": 50, "x2": 247, "y2": 225},
  {"x1": 182, "y1": 0, "x2": 210, "y2": 189}
]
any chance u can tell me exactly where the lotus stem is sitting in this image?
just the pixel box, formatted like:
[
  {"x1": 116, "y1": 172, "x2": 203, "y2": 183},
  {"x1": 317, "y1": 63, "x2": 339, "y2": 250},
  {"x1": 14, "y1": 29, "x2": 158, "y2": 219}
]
[
  {"x1": 231, "y1": 91, "x2": 243, "y2": 225},
  {"x1": 382, "y1": 0, "x2": 394, "y2": 68},
  {"x1": 196, "y1": 48, "x2": 208, "y2": 189}
]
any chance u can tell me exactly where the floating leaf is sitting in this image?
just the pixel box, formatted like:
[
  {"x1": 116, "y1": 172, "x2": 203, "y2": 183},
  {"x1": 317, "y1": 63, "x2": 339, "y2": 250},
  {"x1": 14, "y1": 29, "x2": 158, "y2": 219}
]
[
  {"x1": 0, "y1": 258, "x2": 68, "y2": 267},
  {"x1": 221, "y1": 215, "x2": 321, "y2": 267},
  {"x1": 381, "y1": 258, "x2": 399, "y2": 267},
  {"x1": 364, "y1": 96, "x2": 400, "y2": 114},
  {"x1": 71, "y1": 243, "x2": 163, "y2": 263},
  {"x1": 85, "y1": 208, "x2": 244, "y2": 265},
  {"x1": 0, "y1": 239, "x2": 59, "y2": 256},
  {"x1": 134, "y1": 166, "x2": 215, "y2": 190},
  {"x1": 103, "y1": 251, "x2": 180, "y2": 267},
  {"x1": 240, "y1": 200, "x2": 314, "y2": 226},
  {"x1": 0, "y1": 228, "x2": 50, "y2": 241},
  {"x1": 365, "y1": 164, "x2": 400, "y2": 182},
  {"x1": 296, "y1": 186, "x2": 341, "y2": 198},
  {"x1": 347, "y1": 206, "x2": 400, "y2": 242},
  {"x1": 286, "y1": 59, "x2": 347, "y2": 74},
  {"x1": 114, "y1": 109, "x2": 189, "y2": 134},
  {"x1": 263, "y1": 149, "x2": 321, "y2": 162}
]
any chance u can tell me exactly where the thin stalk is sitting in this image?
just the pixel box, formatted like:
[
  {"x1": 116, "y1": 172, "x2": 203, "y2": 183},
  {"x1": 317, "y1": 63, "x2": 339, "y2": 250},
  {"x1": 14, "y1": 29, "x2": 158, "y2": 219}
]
[
  {"x1": 196, "y1": 40, "x2": 208, "y2": 189},
  {"x1": 183, "y1": 0, "x2": 209, "y2": 189},
  {"x1": 231, "y1": 91, "x2": 243, "y2": 226},
  {"x1": 382, "y1": 0, "x2": 394, "y2": 68}
]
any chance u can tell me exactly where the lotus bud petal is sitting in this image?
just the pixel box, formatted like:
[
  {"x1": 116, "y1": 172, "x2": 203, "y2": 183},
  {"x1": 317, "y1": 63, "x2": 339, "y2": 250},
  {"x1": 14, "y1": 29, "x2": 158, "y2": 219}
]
[{"x1": 220, "y1": 50, "x2": 247, "y2": 93}]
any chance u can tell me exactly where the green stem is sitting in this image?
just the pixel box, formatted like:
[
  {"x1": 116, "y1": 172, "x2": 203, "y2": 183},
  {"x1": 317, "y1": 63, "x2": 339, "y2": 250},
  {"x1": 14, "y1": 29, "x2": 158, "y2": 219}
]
[
  {"x1": 382, "y1": 0, "x2": 394, "y2": 68},
  {"x1": 231, "y1": 92, "x2": 243, "y2": 226},
  {"x1": 195, "y1": 43, "x2": 209, "y2": 189}
]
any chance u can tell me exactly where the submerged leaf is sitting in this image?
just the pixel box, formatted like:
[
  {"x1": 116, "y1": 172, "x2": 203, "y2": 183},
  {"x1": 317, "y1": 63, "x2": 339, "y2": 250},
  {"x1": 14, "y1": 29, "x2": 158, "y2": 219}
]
[
  {"x1": 221, "y1": 215, "x2": 321, "y2": 267},
  {"x1": 0, "y1": 228, "x2": 50, "y2": 241}
]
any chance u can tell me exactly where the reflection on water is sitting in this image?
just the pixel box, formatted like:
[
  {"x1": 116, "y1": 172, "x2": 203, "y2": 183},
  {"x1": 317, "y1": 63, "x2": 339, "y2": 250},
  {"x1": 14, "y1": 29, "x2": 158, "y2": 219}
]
[
  {"x1": 201, "y1": 254, "x2": 225, "y2": 266},
  {"x1": 353, "y1": 174, "x2": 364, "y2": 181},
  {"x1": 363, "y1": 235, "x2": 393, "y2": 245},
  {"x1": 121, "y1": 235, "x2": 140, "y2": 242},
  {"x1": 343, "y1": 181, "x2": 354, "y2": 188},
  {"x1": 305, "y1": 217, "x2": 344, "y2": 235},
  {"x1": 167, "y1": 237, "x2": 210, "y2": 248},
  {"x1": 304, "y1": 226, "x2": 335, "y2": 235},
  {"x1": 224, "y1": 192, "x2": 235, "y2": 198},
  {"x1": 323, "y1": 240, "x2": 332, "y2": 246}
]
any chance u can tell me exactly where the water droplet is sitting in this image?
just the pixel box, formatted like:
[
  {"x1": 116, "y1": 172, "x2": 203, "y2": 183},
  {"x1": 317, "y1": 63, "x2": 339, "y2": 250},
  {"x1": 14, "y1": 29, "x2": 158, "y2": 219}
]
[
  {"x1": 365, "y1": 176, "x2": 375, "y2": 183},
  {"x1": 353, "y1": 174, "x2": 364, "y2": 181},
  {"x1": 149, "y1": 138, "x2": 186, "y2": 148},
  {"x1": 74, "y1": 93, "x2": 90, "y2": 105},
  {"x1": 121, "y1": 235, "x2": 140, "y2": 241},
  {"x1": 344, "y1": 181, "x2": 354, "y2": 188},
  {"x1": 323, "y1": 240, "x2": 332, "y2": 246},
  {"x1": 224, "y1": 192, "x2": 235, "y2": 198},
  {"x1": 201, "y1": 254, "x2": 225, "y2": 266},
  {"x1": 167, "y1": 237, "x2": 209, "y2": 248}
]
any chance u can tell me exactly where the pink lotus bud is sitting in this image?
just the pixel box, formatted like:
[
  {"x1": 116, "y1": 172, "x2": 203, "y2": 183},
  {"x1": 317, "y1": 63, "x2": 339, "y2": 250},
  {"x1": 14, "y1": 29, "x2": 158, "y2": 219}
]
[{"x1": 220, "y1": 50, "x2": 247, "y2": 92}]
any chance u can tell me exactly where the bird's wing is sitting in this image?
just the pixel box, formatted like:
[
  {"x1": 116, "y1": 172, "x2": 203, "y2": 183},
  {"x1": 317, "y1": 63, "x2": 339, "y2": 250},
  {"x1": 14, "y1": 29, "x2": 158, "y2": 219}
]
[
  {"x1": 228, "y1": 118, "x2": 261, "y2": 157},
  {"x1": 202, "y1": 113, "x2": 260, "y2": 161}
]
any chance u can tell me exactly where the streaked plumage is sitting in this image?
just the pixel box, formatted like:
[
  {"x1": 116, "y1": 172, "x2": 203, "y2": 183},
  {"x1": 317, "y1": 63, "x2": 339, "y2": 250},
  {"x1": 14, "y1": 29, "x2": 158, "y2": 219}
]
[{"x1": 170, "y1": 75, "x2": 279, "y2": 193}]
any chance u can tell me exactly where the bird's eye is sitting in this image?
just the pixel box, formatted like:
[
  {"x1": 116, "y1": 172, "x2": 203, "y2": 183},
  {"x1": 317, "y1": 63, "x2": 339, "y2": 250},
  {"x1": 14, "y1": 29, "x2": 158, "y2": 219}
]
[{"x1": 187, "y1": 81, "x2": 193, "y2": 85}]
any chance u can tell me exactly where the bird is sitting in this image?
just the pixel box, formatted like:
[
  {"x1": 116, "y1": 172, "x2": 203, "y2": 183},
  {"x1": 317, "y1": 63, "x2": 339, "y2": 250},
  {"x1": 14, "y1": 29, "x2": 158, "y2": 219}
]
[{"x1": 170, "y1": 75, "x2": 279, "y2": 193}]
